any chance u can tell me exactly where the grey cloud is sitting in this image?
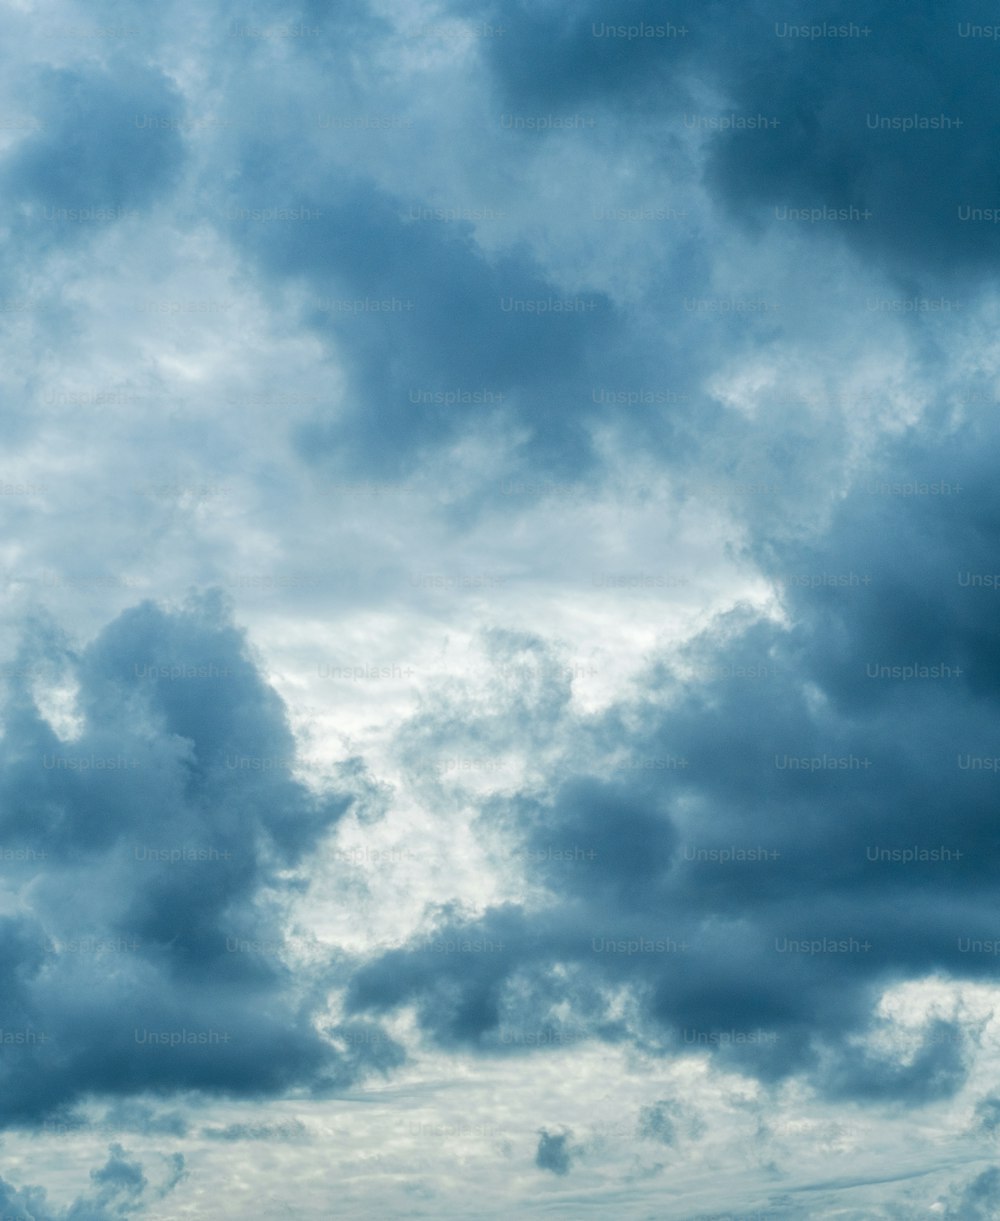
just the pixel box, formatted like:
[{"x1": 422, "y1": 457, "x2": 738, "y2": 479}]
[
  {"x1": 535, "y1": 1128, "x2": 575, "y2": 1175},
  {"x1": 0, "y1": 592, "x2": 391, "y2": 1129}
]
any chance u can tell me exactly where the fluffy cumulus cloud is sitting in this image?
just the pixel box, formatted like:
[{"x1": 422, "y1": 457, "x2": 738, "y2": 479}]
[
  {"x1": 0, "y1": 592, "x2": 396, "y2": 1134},
  {"x1": 341, "y1": 424, "x2": 1000, "y2": 1097},
  {"x1": 2, "y1": 0, "x2": 999, "y2": 1216}
]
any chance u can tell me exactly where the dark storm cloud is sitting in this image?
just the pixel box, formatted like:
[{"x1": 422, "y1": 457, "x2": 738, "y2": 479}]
[
  {"x1": 698, "y1": 0, "x2": 1000, "y2": 285},
  {"x1": 468, "y1": 0, "x2": 1000, "y2": 285},
  {"x1": 0, "y1": 592, "x2": 393, "y2": 1128},
  {"x1": 1, "y1": 0, "x2": 997, "y2": 1212},
  {"x1": 346, "y1": 904, "x2": 530, "y2": 1047},
  {"x1": 222, "y1": 174, "x2": 622, "y2": 478},
  {"x1": 821, "y1": 1021, "x2": 970, "y2": 1103},
  {"x1": 163, "y1": 13, "x2": 726, "y2": 485},
  {"x1": 472, "y1": 0, "x2": 702, "y2": 110},
  {"x1": 751, "y1": 419, "x2": 1000, "y2": 711},
  {"x1": 342, "y1": 408, "x2": 1000, "y2": 1102},
  {"x1": 0, "y1": 0, "x2": 847, "y2": 498}
]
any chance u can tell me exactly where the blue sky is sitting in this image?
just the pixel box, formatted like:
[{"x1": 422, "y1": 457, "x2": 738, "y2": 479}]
[{"x1": 2, "y1": 1, "x2": 1000, "y2": 1217}]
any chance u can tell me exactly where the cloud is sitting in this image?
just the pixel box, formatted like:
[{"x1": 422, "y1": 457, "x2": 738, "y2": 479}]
[
  {"x1": 88, "y1": 1142, "x2": 146, "y2": 1198},
  {"x1": 96, "y1": 1102, "x2": 190, "y2": 1138},
  {"x1": 0, "y1": 0, "x2": 997, "y2": 1214},
  {"x1": 821, "y1": 1022, "x2": 969, "y2": 1103},
  {"x1": 201, "y1": 1119, "x2": 308, "y2": 1141},
  {"x1": 535, "y1": 1128, "x2": 575, "y2": 1175},
  {"x1": 975, "y1": 1096, "x2": 1000, "y2": 1136},
  {"x1": 637, "y1": 1099, "x2": 705, "y2": 1147},
  {"x1": 0, "y1": 1145, "x2": 182, "y2": 1220},
  {"x1": 340, "y1": 403, "x2": 1000, "y2": 1104},
  {"x1": 945, "y1": 1166, "x2": 1000, "y2": 1220},
  {"x1": 0, "y1": 591, "x2": 393, "y2": 1129},
  {"x1": 0, "y1": 58, "x2": 186, "y2": 294},
  {"x1": 225, "y1": 173, "x2": 622, "y2": 478},
  {"x1": 472, "y1": 0, "x2": 1000, "y2": 285}
]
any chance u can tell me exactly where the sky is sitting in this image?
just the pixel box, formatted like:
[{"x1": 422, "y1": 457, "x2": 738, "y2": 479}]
[{"x1": 2, "y1": 0, "x2": 1000, "y2": 1217}]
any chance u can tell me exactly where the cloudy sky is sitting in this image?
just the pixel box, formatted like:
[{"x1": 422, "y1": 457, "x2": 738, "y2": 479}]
[{"x1": 3, "y1": 0, "x2": 1000, "y2": 1217}]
